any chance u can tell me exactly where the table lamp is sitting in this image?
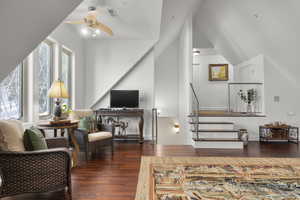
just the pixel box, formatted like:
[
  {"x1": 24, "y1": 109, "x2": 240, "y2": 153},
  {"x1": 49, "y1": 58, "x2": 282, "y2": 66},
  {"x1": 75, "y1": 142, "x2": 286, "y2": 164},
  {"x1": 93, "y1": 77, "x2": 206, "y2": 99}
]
[{"x1": 48, "y1": 80, "x2": 69, "y2": 120}]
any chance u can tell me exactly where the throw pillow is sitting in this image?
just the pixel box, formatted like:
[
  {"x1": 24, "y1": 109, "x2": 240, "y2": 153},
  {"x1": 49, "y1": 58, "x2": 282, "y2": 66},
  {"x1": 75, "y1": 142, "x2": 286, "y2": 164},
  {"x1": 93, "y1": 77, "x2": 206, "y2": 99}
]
[
  {"x1": 23, "y1": 127, "x2": 48, "y2": 151},
  {"x1": 78, "y1": 117, "x2": 90, "y2": 131},
  {"x1": 0, "y1": 120, "x2": 25, "y2": 152}
]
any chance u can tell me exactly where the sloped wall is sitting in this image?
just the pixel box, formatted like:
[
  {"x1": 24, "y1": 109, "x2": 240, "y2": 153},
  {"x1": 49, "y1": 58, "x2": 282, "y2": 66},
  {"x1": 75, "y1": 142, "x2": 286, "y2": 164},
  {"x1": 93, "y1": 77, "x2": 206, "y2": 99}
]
[
  {"x1": 84, "y1": 39, "x2": 154, "y2": 108},
  {"x1": 194, "y1": 0, "x2": 300, "y2": 126},
  {"x1": 0, "y1": 0, "x2": 82, "y2": 81},
  {"x1": 154, "y1": 38, "x2": 179, "y2": 117},
  {"x1": 93, "y1": 50, "x2": 155, "y2": 139},
  {"x1": 178, "y1": 16, "x2": 194, "y2": 145}
]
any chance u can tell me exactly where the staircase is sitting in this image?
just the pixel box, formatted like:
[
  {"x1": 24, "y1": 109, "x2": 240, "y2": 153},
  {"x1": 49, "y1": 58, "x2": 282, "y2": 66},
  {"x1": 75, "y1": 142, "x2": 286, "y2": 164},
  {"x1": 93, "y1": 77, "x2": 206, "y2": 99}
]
[
  {"x1": 189, "y1": 83, "x2": 243, "y2": 149},
  {"x1": 189, "y1": 119, "x2": 243, "y2": 149}
]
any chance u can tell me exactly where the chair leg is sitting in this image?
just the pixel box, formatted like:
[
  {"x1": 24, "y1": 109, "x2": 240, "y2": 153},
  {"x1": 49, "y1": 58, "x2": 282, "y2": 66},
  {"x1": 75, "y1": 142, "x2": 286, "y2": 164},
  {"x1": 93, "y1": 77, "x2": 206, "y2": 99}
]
[
  {"x1": 111, "y1": 139, "x2": 114, "y2": 156},
  {"x1": 68, "y1": 187, "x2": 72, "y2": 200},
  {"x1": 85, "y1": 143, "x2": 89, "y2": 161},
  {"x1": 95, "y1": 142, "x2": 99, "y2": 157},
  {"x1": 61, "y1": 128, "x2": 65, "y2": 137}
]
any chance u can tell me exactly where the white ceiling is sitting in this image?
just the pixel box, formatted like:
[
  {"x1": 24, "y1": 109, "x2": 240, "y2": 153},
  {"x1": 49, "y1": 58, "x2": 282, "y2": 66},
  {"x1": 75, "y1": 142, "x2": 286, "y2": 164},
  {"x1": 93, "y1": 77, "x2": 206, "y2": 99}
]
[
  {"x1": 154, "y1": 0, "x2": 203, "y2": 58},
  {"x1": 65, "y1": 0, "x2": 162, "y2": 40}
]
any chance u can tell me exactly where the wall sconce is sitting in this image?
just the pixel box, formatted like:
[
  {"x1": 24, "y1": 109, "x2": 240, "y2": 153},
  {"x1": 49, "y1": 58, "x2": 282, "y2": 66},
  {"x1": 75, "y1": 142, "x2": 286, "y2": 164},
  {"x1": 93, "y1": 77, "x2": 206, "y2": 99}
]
[
  {"x1": 174, "y1": 123, "x2": 180, "y2": 134},
  {"x1": 157, "y1": 109, "x2": 161, "y2": 116}
]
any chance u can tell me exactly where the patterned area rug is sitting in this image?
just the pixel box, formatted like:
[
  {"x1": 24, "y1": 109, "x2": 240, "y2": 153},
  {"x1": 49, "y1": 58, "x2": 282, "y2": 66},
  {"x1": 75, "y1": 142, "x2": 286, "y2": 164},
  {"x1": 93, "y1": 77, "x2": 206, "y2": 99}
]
[{"x1": 135, "y1": 157, "x2": 300, "y2": 200}]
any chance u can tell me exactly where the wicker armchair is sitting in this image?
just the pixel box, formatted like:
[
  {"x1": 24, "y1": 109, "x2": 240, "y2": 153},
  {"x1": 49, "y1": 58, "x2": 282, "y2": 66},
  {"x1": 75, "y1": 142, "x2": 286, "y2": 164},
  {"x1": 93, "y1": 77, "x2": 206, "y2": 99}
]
[
  {"x1": 0, "y1": 137, "x2": 72, "y2": 199},
  {"x1": 74, "y1": 124, "x2": 114, "y2": 161}
]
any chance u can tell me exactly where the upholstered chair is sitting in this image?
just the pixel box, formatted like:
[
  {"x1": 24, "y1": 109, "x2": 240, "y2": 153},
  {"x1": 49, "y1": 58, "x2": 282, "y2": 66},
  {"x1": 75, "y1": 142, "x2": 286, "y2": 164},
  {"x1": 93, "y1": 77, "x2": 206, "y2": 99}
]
[
  {"x1": 0, "y1": 120, "x2": 72, "y2": 199},
  {"x1": 71, "y1": 110, "x2": 114, "y2": 161}
]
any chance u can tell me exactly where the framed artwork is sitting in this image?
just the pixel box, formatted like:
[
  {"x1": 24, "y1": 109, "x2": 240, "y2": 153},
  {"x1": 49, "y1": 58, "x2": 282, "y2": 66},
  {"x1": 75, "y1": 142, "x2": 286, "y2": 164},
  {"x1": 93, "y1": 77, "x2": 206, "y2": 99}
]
[{"x1": 209, "y1": 64, "x2": 229, "y2": 81}]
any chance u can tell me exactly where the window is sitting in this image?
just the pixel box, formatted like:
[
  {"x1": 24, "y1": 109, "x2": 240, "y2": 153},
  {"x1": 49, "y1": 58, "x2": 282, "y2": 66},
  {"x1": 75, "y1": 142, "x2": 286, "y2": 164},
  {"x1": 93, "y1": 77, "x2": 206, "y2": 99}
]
[
  {"x1": 38, "y1": 41, "x2": 53, "y2": 116},
  {"x1": 0, "y1": 64, "x2": 23, "y2": 119},
  {"x1": 61, "y1": 48, "x2": 72, "y2": 107}
]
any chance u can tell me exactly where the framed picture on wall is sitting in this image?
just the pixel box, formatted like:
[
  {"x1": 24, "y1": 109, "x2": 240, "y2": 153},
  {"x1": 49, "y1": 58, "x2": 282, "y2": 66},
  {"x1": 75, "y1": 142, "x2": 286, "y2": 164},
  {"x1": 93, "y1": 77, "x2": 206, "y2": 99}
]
[{"x1": 209, "y1": 64, "x2": 229, "y2": 81}]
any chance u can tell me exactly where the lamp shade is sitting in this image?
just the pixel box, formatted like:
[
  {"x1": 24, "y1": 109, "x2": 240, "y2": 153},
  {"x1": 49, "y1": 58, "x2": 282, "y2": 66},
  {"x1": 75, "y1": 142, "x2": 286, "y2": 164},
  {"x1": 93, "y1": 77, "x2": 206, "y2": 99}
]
[{"x1": 48, "y1": 80, "x2": 69, "y2": 99}]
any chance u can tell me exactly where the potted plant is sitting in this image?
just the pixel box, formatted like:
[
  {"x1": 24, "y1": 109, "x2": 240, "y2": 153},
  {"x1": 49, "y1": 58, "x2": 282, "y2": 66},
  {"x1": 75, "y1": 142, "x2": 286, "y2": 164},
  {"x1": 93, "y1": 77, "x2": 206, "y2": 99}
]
[
  {"x1": 238, "y1": 88, "x2": 257, "y2": 113},
  {"x1": 61, "y1": 103, "x2": 72, "y2": 119}
]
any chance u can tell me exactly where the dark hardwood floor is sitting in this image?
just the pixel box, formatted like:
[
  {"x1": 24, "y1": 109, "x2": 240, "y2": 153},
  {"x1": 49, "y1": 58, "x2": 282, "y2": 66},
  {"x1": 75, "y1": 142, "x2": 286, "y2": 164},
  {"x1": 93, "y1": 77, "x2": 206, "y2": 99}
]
[{"x1": 5, "y1": 141, "x2": 300, "y2": 200}]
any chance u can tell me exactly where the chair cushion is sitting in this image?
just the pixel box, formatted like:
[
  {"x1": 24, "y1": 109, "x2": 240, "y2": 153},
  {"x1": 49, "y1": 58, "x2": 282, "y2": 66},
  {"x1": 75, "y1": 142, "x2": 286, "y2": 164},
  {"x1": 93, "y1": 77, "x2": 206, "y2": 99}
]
[
  {"x1": 23, "y1": 127, "x2": 48, "y2": 151},
  {"x1": 0, "y1": 120, "x2": 25, "y2": 152},
  {"x1": 88, "y1": 132, "x2": 112, "y2": 142}
]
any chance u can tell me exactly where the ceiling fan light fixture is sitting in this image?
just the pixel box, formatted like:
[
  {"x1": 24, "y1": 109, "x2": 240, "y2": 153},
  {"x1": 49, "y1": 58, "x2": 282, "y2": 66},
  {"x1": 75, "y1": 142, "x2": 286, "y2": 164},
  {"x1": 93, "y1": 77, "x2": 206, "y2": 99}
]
[
  {"x1": 81, "y1": 27, "x2": 89, "y2": 36},
  {"x1": 95, "y1": 29, "x2": 101, "y2": 35},
  {"x1": 67, "y1": 5, "x2": 113, "y2": 37}
]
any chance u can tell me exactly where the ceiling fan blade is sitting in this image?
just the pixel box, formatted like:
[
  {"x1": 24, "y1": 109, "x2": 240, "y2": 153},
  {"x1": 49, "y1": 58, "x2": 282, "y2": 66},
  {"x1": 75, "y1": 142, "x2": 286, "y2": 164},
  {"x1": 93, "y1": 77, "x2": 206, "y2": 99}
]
[
  {"x1": 93, "y1": 21, "x2": 113, "y2": 36},
  {"x1": 65, "y1": 20, "x2": 85, "y2": 25}
]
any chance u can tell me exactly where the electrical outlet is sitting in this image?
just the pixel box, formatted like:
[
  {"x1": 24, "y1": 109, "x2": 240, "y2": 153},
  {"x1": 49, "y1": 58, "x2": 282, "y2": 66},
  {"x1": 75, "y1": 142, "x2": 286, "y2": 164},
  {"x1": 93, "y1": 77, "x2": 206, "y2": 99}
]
[
  {"x1": 274, "y1": 96, "x2": 280, "y2": 102},
  {"x1": 288, "y1": 112, "x2": 296, "y2": 116}
]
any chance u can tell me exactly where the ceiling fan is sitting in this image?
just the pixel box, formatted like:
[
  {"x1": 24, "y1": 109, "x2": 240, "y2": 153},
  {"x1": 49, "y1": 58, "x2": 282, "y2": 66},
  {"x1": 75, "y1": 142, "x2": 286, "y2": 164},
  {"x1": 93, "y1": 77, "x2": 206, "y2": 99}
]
[{"x1": 65, "y1": 6, "x2": 113, "y2": 36}]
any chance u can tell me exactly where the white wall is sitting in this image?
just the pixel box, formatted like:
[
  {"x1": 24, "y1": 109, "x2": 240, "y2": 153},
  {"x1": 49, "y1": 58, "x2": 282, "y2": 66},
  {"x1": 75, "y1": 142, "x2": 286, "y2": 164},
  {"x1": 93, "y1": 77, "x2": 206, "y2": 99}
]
[
  {"x1": 177, "y1": 16, "x2": 194, "y2": 145},
  {"x1": 0, "y1": 0, "x2": 82, "y2": 81},
  {"x1": 154, "y1": 38, "x2": 179, "y2": 117},
  {"x1": 193, "y1": 53, "x2": 234, "y2": 110},
  {"x1": 157, "y1": 117, "x2": 182, "y2": 145},
  {"x1": 84, "y1": 39, "x2": 154, "y2": 107}
]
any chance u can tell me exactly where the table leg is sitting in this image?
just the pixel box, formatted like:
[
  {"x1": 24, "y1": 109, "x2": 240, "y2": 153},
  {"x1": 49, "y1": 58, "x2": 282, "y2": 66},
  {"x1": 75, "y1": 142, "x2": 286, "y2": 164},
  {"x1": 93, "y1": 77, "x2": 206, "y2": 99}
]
[
  {"x1": 61, "y1": 128, "x2": 65, "y2": 137},
  {"x1": 68, "y1": 128, "x2": 79, "y2": 167},
  {"x1": 54, "y1": 129, "x2": 57, "y2": 137},
  {"x1": 139, "y1": 116, "x2": 144, "y2": 144}
]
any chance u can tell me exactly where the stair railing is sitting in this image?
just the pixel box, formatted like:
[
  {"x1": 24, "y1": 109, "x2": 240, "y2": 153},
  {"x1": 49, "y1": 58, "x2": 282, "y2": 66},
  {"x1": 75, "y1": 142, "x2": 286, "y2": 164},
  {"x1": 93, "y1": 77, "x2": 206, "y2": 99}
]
[
  {"x1": 152, "y1": 108, "x2": 158, "y2": 144},
  {"x1": 189, "y1": 83, "x2": 200, "y2": 140}
]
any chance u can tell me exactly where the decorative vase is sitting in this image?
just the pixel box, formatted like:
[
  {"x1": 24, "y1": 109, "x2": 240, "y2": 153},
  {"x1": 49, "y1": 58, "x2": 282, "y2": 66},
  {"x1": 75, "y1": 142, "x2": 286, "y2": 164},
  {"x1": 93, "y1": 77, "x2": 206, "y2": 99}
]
[
  {"x1": 247, "y1": 104, "x2": 253, "y2": 113},
  {"x1": 239, "y1": 129, "x2": 248, "y2": 146}
]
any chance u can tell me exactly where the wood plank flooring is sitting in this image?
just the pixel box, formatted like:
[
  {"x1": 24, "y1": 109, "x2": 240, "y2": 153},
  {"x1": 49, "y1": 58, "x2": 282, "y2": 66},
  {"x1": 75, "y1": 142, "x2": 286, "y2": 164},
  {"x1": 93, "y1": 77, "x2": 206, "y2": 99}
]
[{"x1": 4, "y1": 141, "x2": 300, "y2": 200}]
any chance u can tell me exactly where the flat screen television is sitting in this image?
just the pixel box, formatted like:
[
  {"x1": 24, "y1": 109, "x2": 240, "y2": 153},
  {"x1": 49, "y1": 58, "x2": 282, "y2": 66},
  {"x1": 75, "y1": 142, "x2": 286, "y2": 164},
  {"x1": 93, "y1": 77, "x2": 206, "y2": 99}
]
[{"x1": 110, "y1": 90, "x2": 139, "y2": 108}]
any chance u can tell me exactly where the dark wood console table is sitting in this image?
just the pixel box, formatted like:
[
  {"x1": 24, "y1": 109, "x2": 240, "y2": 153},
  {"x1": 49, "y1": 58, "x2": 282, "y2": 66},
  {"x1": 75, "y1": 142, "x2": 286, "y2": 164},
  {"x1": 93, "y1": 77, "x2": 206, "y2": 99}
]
[
  {"x1": 96, "y1": 108, "x2": 144, "y2": 143},
  {"x1": 259, "y1": 125, "x2": 299, "y2": 144}
]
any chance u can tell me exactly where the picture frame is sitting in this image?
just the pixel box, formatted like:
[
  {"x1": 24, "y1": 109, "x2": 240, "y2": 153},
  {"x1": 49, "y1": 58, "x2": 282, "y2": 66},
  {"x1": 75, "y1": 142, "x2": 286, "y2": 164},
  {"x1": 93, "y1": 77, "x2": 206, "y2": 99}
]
[{"x1": 209, "y1": 64, "x2": 229, "y2": 81}]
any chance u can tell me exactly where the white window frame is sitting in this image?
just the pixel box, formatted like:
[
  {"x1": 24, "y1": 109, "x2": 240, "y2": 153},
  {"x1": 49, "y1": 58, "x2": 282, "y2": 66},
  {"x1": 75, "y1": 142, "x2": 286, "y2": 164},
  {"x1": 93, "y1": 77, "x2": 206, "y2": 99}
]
[
  {"x1": 0, "y1": 63, "x2": 24, "y2": 120},
  {"x1": 38, "y1": 39, "x2": 54, "y2": 117},
  {"x1": 61, "y1": 46, "x2": 73, "y2": 108}
]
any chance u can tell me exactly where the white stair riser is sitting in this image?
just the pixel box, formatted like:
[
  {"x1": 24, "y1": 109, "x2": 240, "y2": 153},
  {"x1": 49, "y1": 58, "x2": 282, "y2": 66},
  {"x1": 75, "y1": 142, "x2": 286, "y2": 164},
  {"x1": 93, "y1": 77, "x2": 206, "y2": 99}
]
[
  {"x1": 196, "y1": 132, "x2": 238, "y2": 139},
  {"x1": 194, "y1": 124, "x2": 234, "y2": 130},
  {"x1": 194, "y1": 141, "x2": 244, "y2": 149}
]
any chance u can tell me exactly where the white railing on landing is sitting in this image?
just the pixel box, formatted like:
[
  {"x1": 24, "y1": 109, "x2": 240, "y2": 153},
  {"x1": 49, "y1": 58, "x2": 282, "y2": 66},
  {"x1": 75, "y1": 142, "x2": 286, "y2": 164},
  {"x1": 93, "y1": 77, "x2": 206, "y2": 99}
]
[
  {"x1": 189, "y1": 82, "x2": 200, "y2": 140},
  {"x1": 89, "y1": 45, "x2": 154, "y2": 109}
]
